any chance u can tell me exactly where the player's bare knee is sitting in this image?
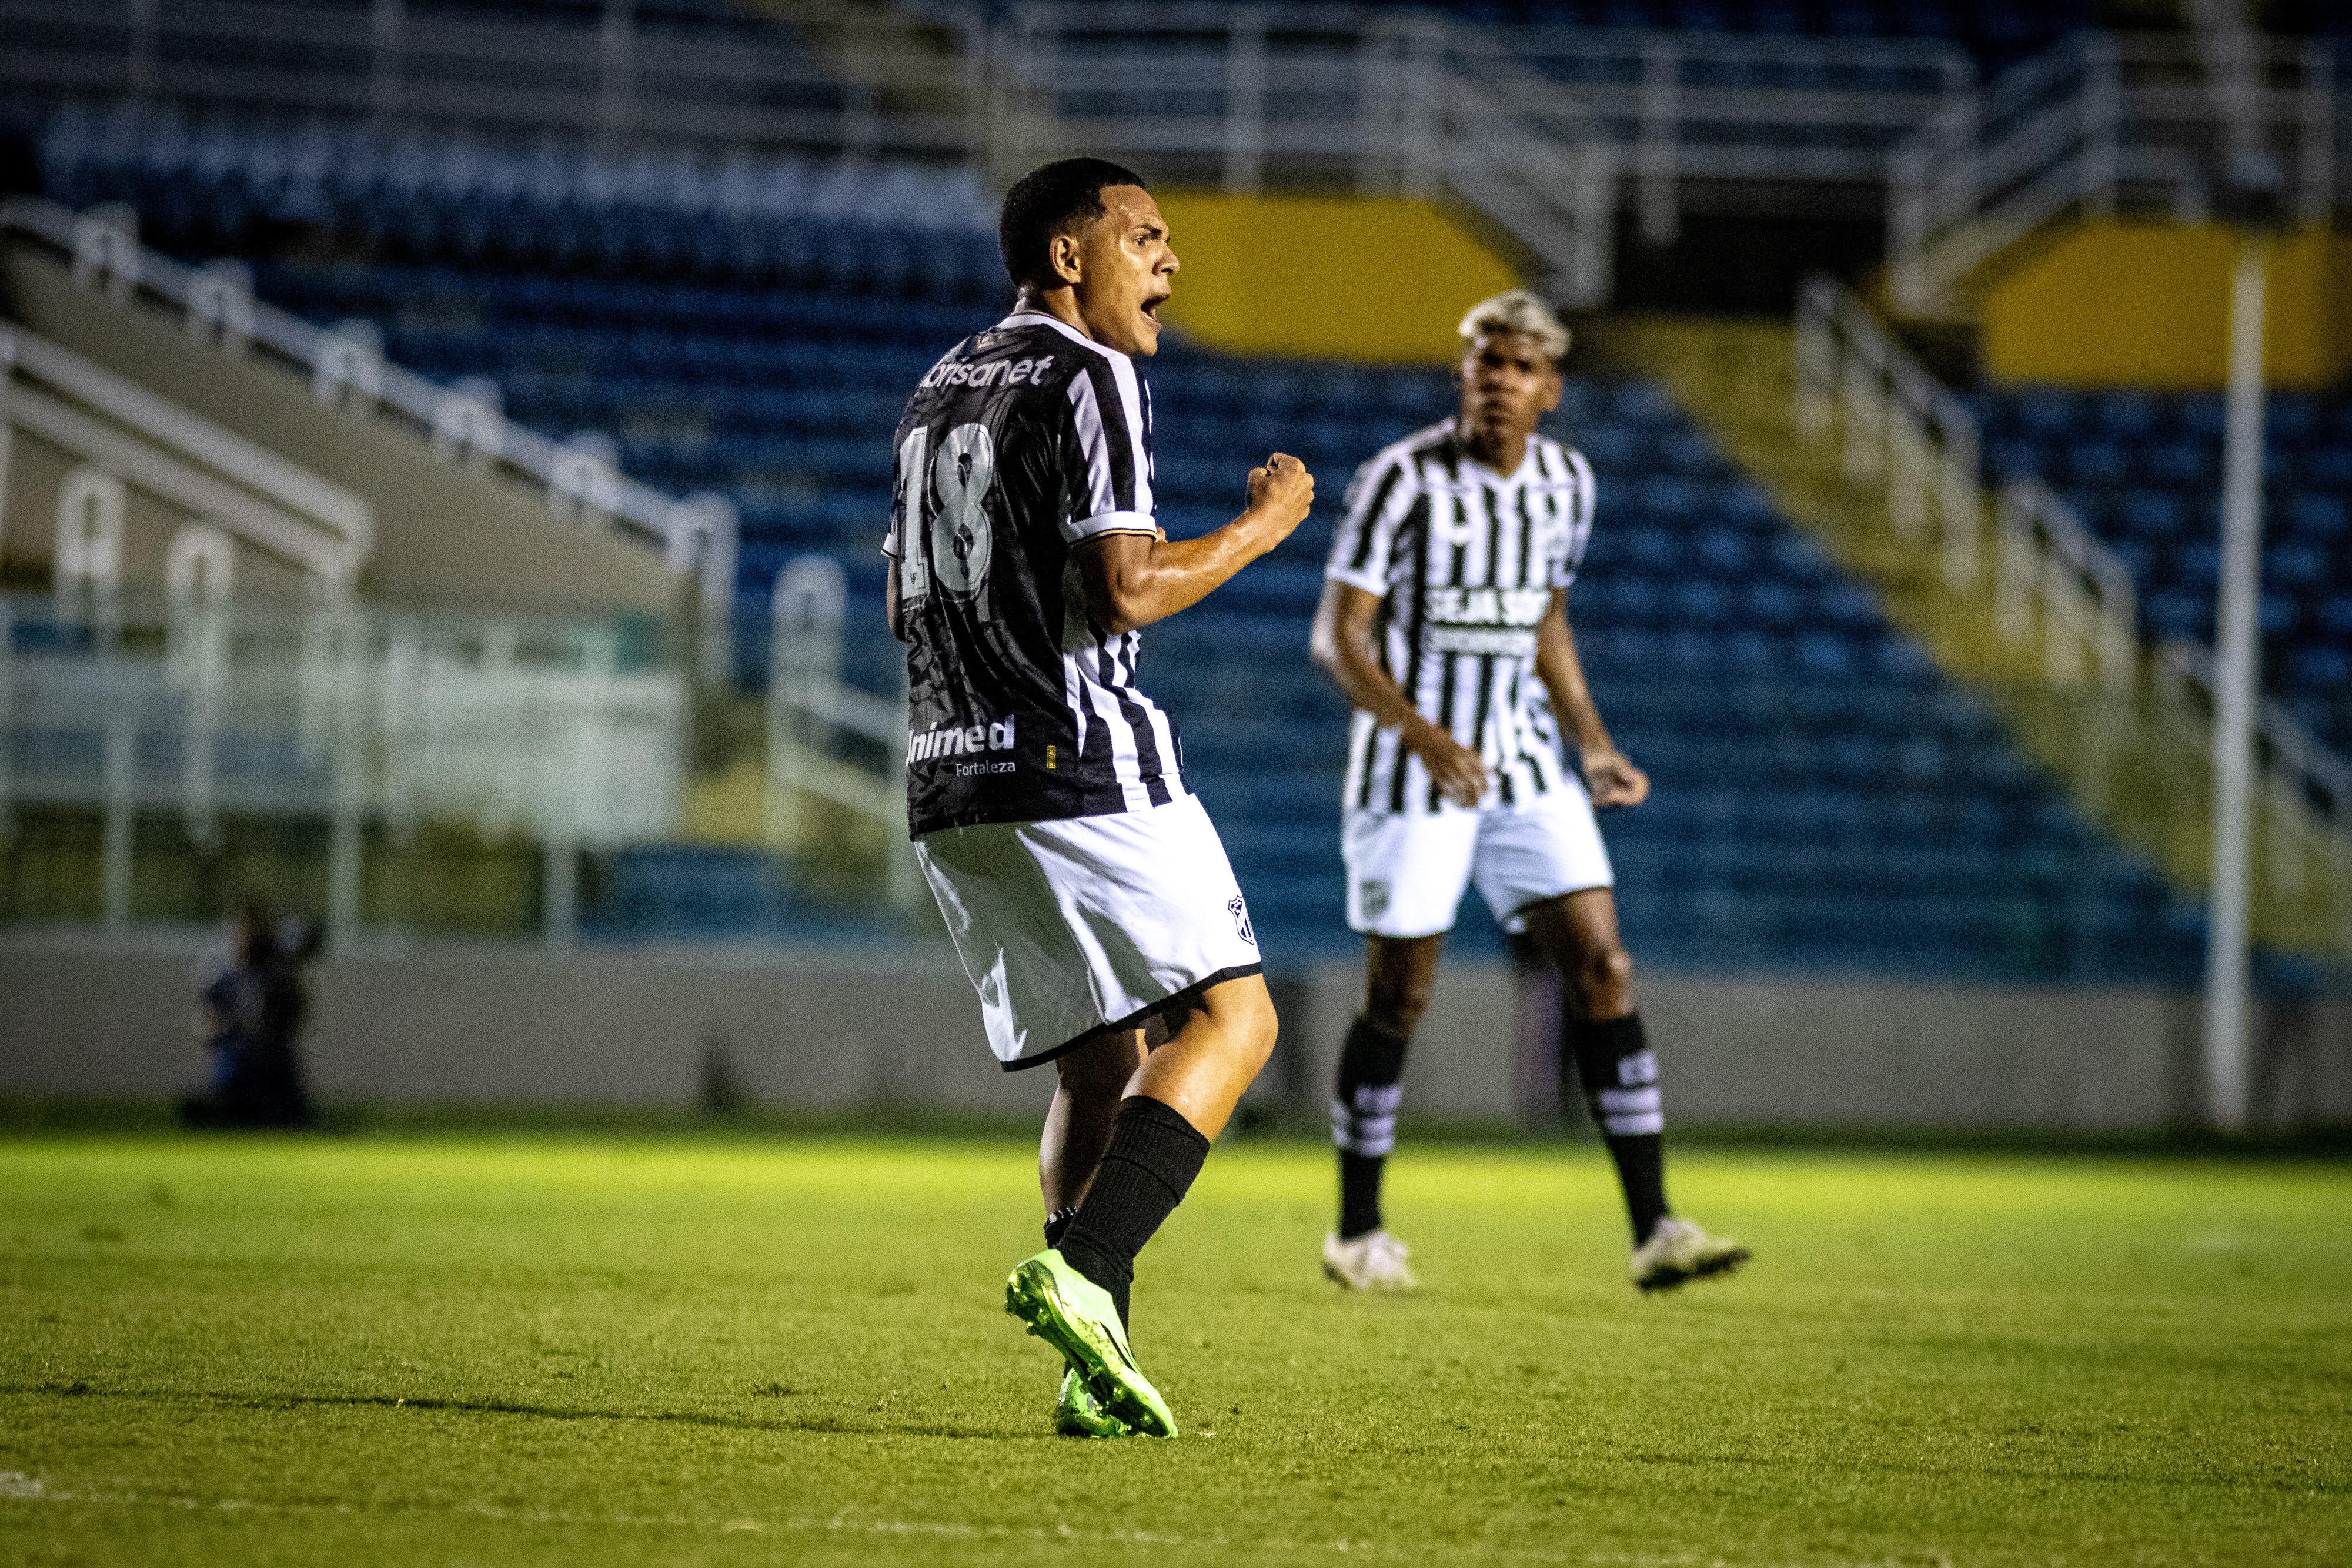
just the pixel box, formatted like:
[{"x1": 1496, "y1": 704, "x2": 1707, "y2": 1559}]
[
  {"x1": 1190, "y1": 976, "x2": 1278, "y2": 1076},
  {"x1": 1578, "y1": 942, "x2": 1635, "y2": 1014},
  {"x1": 1230, "y1": 988, "x2": 1280, "y2": 1076}
]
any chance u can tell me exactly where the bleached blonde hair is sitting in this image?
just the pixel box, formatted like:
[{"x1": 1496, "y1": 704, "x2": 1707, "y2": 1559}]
[{"x1": 1457, "y1": 289, "x2": 1569, "y2": 364}]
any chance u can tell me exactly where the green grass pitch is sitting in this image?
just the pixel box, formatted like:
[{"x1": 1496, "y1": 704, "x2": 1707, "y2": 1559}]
[{"x1": 2, "y1": 1133, "x2": 2348, "y2": 1566}]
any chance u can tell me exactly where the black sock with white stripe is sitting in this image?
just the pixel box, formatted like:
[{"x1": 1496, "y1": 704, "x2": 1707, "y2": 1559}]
[
  {"x1": 1333, "y1": 1016, "x2": 1411, "y2": 1241},
  {"x1": 1054, "y1": 1096, "x2": 1210, "y2": 1330},
  {"x1": 1566, "y1": 1012, "x2": 1670, "y2": 1246}
]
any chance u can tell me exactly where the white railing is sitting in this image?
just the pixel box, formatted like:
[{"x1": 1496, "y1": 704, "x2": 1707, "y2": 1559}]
[
  {"x1": 1993, "y1": 479, "x2": 2139, "y2": 700},
  {"x1": 765, "y1": 557, "x2": 919, "y2": 908},
  {"x1": 1, "y1": 197, "x2": 741, "y2": 630},
  {"x1": 1796, "y1": 271, "x2": 2352, "y2": 946},
  {"x1": 1890, "y1": 31, "x2": 2339, "y2": 317},
  {"x1": 1800, "y1": 277, "x2": 2123, "y2": 692},
  {"x1": 970, "y1": 4, "x2": 1614, "y2": 304},
  {"x1": 0, "y1": 0, "x2": 967, "y2": 161},
  {"x1": 0, "y1": 592, "x2": 683, "y2": 945},
  {"x1": 1436, "y1": 47, "x2": 1618, "y2": 309},
  {"x1": 3, "y1": 320, "x2": 372, "y2": 594},
  {"x1": 8, "y1": 0, "x2": 1986, "y2": 309},
  {"x1": 1799, "y1": 270, "x2": 2153, "y2": 701},
  {"x1": 944, "y1": 2, "x2": 1972, "y2": 304},
  {"x1": 1467, "y1": 22, "x2": 1972, "y2": 245},
  {"x1": 2153, "y1": 640, "x2": 2352, "y2": 949}
]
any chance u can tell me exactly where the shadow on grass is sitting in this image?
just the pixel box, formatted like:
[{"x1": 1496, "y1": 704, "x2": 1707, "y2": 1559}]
[{"x1": 6, "y1": 1380, "x2": 1021, "y2": 1442}]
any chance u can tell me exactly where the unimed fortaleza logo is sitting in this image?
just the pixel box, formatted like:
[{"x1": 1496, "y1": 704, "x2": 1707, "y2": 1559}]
[{"x1": 910, "y1": 716, "x2": 1017, "y2": 764}]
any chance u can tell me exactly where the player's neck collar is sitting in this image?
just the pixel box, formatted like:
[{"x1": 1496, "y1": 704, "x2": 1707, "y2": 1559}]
[
  {"x1": 999, "y1": 308, "x2": 1127, "y2": 363},
  {"x1": 1441, "y1": 417, "x2": 1538, "y2": 483}
]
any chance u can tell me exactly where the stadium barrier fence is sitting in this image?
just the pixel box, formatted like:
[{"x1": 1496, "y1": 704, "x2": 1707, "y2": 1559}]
[{"x1": 0, "y1": 590, "x2": 682, "y2": 944}]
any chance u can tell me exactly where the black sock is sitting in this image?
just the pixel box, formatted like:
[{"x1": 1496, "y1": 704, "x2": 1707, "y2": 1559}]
[
  {"x1": 1566, "y1": 1012, "x2": 1671, "y2": 1245},
  {"x1": 1332, "y1": 1015, "x2": 1410, "y2": 1240},
  {"x1": 1055, "y1": 1096, "x2": 1210, "y2": 1329},
  {"x1": 1043, "y1": 1205, "x2": 1078, "y2": 1250}
]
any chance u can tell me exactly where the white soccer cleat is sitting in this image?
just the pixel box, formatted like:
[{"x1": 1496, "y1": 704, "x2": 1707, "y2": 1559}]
[
  {"x1": 1322, "y1": 1228, "x2": 1418, "y2": 1292},
  {"x1": 1631, "y1": 1216, "x2": 1750, "y2": 1292}
]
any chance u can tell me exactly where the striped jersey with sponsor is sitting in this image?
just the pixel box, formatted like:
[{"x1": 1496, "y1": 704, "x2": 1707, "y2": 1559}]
[
  {"x1": 885, "y1": 310, "x2": 1185, "y2": 836},
  {"x1": 1325, "y1": 418, "x2": 1595, "y2": 815}
]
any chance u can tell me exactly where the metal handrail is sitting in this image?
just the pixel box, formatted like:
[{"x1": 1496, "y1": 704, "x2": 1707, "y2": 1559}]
[
  {"x1": 1798, "y1": 271, "x2": 2146, "y2": 697},
  {"x1": 0, "y1": 196, "x2": 740, "y2": 618},
  {"x1": 2161, "y1": 641, "x2": 2352, "y2": 823},
  {"x1": 764, "y1": 558, "x2": 918, "y2": 907},
  {"x1": 1889, "y1": 30, "x2": 2341, "y2": 316},
  {"x1": 946, "y1": 2, "x2": 1973, "y2": 297},
  {"x1": 3, "y1": 320, "x2": 372, "y2": 577}
]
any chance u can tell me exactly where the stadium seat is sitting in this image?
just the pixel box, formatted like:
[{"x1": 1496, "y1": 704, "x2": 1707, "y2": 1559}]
[{"x1": 1980, "y1": 380, "x2": 2352, "y2": 750}]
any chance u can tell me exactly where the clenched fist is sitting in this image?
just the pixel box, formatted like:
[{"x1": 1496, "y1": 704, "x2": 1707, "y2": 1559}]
[{"x1": 1245, "y1": 452, "x2": 1315, "y2": 537}]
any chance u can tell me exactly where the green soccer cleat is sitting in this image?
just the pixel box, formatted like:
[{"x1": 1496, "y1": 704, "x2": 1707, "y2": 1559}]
[
  {"x1": 1054, "y1": 1366, "x2": 1134, "y2": 1439},
  {"x1": 1631, "y1": 1216, "x2": 1752, "y2": 1293},
  {"x1": 1004, "y1": 1249, "x2": 1177, "y2": 1438}
]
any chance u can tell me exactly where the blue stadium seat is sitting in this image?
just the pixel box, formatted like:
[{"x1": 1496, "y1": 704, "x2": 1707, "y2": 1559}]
[
  {"x1": 2289, "y1": 493, "x2": 2351, "y2": 541},
  {"x1": 2120, "y1": 488, "x2": 2187, "y2": 538},
  {"x1": 1985, "y1": 380, "x2": 2352, "y2": 749}
]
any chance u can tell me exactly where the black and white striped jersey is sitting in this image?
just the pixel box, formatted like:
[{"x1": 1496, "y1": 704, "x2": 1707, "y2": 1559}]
[
  {"x1": 886, "y1": 310, "x2": 1185, "y2": 837},
  {"x1": 1325, "y1": 418, "x2": 1595, "y2": 815}
]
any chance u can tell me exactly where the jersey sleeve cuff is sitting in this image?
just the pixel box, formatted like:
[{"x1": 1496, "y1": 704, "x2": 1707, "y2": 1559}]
[
  {"x1": 1325, "y1": 566, "x2": 1389, "y2": 594},
  {"x1": 881, "y1": 535, "x2": 901, "y2": 558},
  {"x1": 1062, "y1": 510, "x2": 1158, "y2": 544}
]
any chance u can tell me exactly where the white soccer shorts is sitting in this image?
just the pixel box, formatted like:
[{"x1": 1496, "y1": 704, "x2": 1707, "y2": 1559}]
[
  {"x1": 916, "y1": 793, "x2": 1264, "y2": 1071},
  {"x1": 1343, "y1": 780, "x2": 1615, "y2": 940}
]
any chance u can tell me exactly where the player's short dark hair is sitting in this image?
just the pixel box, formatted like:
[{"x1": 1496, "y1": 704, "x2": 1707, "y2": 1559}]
[{"x1": 999, "y1": 157, "x2": 1148, "y2": 290}]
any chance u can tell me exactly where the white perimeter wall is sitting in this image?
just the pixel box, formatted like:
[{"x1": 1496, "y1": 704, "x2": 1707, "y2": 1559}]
[{"x1": 5, "y1": 931, "x2": 2350, "y2": 1129}]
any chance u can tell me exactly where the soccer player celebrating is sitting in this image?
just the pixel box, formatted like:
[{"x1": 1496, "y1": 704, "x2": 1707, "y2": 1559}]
[
  {"x1": 1309, "y1": 290, "x2": 1748, "y2": 1295},
  {"x1": 886, "y1": 158, "x2": 1313, "y2": 1437}
]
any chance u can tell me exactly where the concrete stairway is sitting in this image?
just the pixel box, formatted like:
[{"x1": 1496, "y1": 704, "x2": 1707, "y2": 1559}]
[{"x1": 1621, "y1": 312, "x2": 2348, "y2": 960}]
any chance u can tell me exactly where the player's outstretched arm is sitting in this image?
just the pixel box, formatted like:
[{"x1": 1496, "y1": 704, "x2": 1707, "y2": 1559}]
[
  {"x1": 1311, "y1": 579, "x2": 1489, "y2": 808},
  {"x1": 1073, "y1": 453, "x2": 1313, "y2": 635},
  {"x1": 1533, "y1": 591, "x2": 1648, "y2": 807}
]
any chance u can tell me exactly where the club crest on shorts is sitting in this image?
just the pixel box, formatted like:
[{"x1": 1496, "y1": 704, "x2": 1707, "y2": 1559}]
[
  {"x1": 1358, "y1": 880, "x2": 1391, "y2": 920},
  {"x1": 1227, "y1": 895, "x2": 1255, "y2": 946}
]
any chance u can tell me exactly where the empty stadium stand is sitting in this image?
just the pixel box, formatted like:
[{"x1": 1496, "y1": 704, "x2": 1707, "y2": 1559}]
[
  {"x1": 1973, "y1": 386, "x2": 2352, "y2": 757},
  {"x1": 5, "y1": 101, "x2": 2204, "y2": 981}
]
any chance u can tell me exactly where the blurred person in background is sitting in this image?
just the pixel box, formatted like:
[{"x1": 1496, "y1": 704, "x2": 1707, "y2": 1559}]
[
  {"x1": 180, "y1": 901, "x2": 321, "y2": 1129},
  {"x1": 1311, "y1": 290, "x2": 1749, "y2": 1295}
]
